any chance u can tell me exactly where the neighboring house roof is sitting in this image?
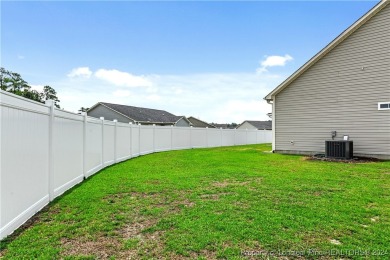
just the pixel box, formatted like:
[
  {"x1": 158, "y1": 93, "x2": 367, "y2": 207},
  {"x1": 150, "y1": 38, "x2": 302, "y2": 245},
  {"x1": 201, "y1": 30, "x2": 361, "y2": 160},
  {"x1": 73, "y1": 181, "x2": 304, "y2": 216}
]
[
  {"x1": 237, "y1": 120, "x2": 272, "y2": 130},
  {"x1": 89, "y1": 102, "x2": 186, "y2": 124},
  {"x1": 212, "y1": 124, "x2": 228, "y2": 129},
  {"x1": 264, "y1": 0, "x2": 389, "y2": 101},
  {"x1": 187, "y1": 116, "x2": 216, "y2": 128},
  {"x1": 212, "y1": 123, "x2": 237, "y2": 129}
]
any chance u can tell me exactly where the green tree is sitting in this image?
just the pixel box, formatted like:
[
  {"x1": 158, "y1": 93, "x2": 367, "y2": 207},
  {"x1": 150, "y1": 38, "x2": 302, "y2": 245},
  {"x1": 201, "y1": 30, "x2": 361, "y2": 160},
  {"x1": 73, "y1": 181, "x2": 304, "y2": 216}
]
[
  {"x1": 41, "y1": 85, "x2": 61, "y2": 108},
  {"x1": 0, "y1": 68, "x2": 30, "y2": 94},
  {"x1": 1, "y1": 67, "x2": 61, "y2": 108},
  {"x1": 0, "y1": 67, "x2": 10, "y2": 90},
  {"x1": 22, "y1": 89, "x2": 42, "y2": 102},
  {"x1": 78, "y1": 107, "x2": 89, "y2": 113}
]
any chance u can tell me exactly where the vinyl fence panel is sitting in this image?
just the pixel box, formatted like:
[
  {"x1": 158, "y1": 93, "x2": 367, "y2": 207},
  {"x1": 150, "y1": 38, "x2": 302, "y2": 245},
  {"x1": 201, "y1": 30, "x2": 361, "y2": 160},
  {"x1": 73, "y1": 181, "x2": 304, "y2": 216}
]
[
  {"x1": 207, "y1": 128, "x2": 222, "y2": 147},
  {"x1": 172, "y1": 127, "x2": 191, "y2": 149},
  {"x1": 155, "y1": 126, "x2": 172, "y2": 152},
  {"x1": 191, "y1": 128, "x2": 207, "y2": 148},
  {"x1": 247, "y1": 130, "x2": 258, "y2": 144},
  {"x1": 85, "y1": 118, "x2": 103, "y2": 177},
  {"x1": 103, "y1": 122, "x2": 115, "y2": 166},
  {"x1": 0, "y1": 94, "x2": 50, "y2": 240},
  {"x1": 265, "y1": 130, "x2": 272, "y2": 143},
  {"x1": 140, "y1": 126, "x2": 154, "y2": 155},
  {"x1": 52, "y1": 110, "x2": 84, "y2": 198},
  {"x1": 221, "y1": 129, "x2": 235, "y2": 146},
  {"x1": 235, "y1": 129, "x2": 247, "y2": 145},
  {"x1": 116, "y1": 123, "x2": 131, "y2": 162},
  {"x1": 131, "y1": 125, "x2": 140, "y2": 157}
]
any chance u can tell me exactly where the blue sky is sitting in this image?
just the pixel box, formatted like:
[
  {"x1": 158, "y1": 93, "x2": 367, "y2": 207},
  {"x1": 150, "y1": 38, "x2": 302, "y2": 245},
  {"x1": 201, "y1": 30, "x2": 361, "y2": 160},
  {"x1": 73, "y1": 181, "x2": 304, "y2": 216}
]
[{"x1": 1, "y1": 1, "x2": 379, "y2": 122}]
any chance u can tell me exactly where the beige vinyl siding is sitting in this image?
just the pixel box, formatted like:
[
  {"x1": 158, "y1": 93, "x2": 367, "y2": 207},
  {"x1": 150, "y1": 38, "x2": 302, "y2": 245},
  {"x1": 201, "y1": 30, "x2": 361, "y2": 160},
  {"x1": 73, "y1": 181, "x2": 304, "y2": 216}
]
[
  {"x1": 275, "y1": 4, "x2": 390, "y2": 158},
  {"x1": 237, "y1": 122, "x2": 257, "y2": 130},
  {"x1": 175, "y1": 118, "x2": 191, "y2": 127},
  {"x1": 88, "y1": 105, "x2": 133, "y2": 124}
]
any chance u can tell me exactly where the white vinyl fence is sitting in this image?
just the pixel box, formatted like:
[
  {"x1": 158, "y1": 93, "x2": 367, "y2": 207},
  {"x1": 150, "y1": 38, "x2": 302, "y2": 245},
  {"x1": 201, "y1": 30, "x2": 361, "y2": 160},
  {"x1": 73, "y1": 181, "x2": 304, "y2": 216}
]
[{"x1": 0, "y1": 90, "x2": 272, "y2": 240}]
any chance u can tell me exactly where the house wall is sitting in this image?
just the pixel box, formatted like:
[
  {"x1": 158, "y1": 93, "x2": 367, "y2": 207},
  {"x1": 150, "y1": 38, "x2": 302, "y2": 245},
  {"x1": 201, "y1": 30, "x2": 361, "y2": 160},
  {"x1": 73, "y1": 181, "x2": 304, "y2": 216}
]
[
  {"x1": 237, "y1": 122, "x2": 257, "y2": 130},
  {"x1": 175, "y1": 118, "x2": 191, "y2": 127},
  {"x1": 274, "y1": 4, "x2": 390, "y2": 159},
  {"x1": 188, "y1": 117, "x2": 211, "y2": 128},
  {"x1": 88, "y1": 104, "x2": 134, "y2": 124}
]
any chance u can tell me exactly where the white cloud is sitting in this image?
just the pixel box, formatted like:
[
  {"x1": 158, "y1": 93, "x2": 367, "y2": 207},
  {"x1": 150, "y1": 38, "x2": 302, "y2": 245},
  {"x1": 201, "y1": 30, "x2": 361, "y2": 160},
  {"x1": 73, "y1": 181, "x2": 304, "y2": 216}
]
[
  {"x1": 95, "y1": 69, "x2": 152, "y2": 88},
  {"x1": 17, "y1": 55, "x2": 25, "y2": 60},
  {"x1": 171, "y1": 87, "x2": 183, "y2": 95},
  {"x1": 29, "y1": 84, "x2": 44, "y2": 92},
  {"x1": 67, "y1": 67, "x2": 92, "y2": 78},
  {"x1": 113, "y1": 90, "x2": 132, "y2": 97},
  {"x1": 257, "y1": 54, "x2": 293, "y2": 73},
  {"x1": 146, "y1": 94, "x2": 161, "y2": 101}
]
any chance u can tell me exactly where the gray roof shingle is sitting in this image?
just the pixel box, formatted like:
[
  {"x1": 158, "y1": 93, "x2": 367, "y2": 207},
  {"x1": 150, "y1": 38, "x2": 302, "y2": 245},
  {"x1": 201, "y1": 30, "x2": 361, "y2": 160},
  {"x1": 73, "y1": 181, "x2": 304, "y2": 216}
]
[
  {"x1": 187, "y1": 116, "x2": 215, "y2": 128},
  {"x1": 100, "y1": 102, "x2": 182, "y2": 123},
  {"x1": 245, "y1": 120, "x2": 272, "y2": 130}
]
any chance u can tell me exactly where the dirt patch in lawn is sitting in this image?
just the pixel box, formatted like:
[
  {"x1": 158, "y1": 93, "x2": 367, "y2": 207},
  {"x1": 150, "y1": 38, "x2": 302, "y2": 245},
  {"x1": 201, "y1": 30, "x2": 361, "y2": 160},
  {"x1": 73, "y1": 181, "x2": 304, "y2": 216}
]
[
  {"x1": 122, "y1": 219, "x2": 158, "y2": 239},
  {"x1": 0, "y1": 249, "x2": 7, "y2": 257},
  {"x1": 189, "y1": 249, "x2": 218, "y2": 259},
  {"x1": 173, "y1": 198, "x2": 196, "y2": 208},
  {"x1": 62, "y1": 191, "x2": 200, "y2": 258},
  {"x1": 200, "y1": 192, "x2": 232, "y2": 201},
  {"x1": 103, "y1": 191, "x2": 161, "y2": 202},
  {"x1": 61, "y1": 236, "x2": 126, "y2": 259},
  {"x1": 212, "y1": 179, "x2": 250, "y2": 188},
  {"x1": 306, "y1": 155, "x2": 383, "y2": 164},
  {"x1": 61, "y1": 218, "x2": 163, "y2": 259}
]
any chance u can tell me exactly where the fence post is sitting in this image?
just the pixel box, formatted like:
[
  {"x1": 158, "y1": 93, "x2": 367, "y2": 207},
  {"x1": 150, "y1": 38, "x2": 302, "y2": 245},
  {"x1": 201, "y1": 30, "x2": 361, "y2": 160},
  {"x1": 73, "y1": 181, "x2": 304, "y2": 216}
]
[
  {"x1": 246, "y1": 128, "x2": 248, "y2": 145},
  {"x1": 100, "y1": 117, "x2": 104, "y2": 167},
  {"x1": 220, "y1": 127, "x2": 222, "y2": 147},
  {"x1": 190, "y1": 126, "x2": 193, "y2": 148},
  {"x1": 206, "y1": 127, "x2": 209, "y2": 147},
  {"x1": 113, "y1": 119, "x2": 118, "y2": 163},
  {"x1": 129, "y1": 122, "x2": 132, "y2": 158},
  {"x1": 234, "y1": 128, "x2": 237, "y2": 146},
  {"x1": 171, "y1": 125, "x2": 173, "y2": 150},
  {"x1": 153, "y1": 124, "x2": 156, "y2": 152},
  {"x1": 82, "y1": 112, "x2": 87, "y2": 178},
  {"x1": 45, "y1": 100, "x2": 55, "y2": 201},
  {"x1": 138, "y1": 123, "x2": 141, "y2": 155}
]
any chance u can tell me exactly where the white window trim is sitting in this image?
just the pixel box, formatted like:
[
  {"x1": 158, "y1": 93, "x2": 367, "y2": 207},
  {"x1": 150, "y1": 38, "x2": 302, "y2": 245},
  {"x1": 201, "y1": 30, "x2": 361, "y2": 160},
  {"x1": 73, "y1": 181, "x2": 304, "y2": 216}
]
[{"x1": 378, "y1": 102, "x2": 390, "y2": 110}]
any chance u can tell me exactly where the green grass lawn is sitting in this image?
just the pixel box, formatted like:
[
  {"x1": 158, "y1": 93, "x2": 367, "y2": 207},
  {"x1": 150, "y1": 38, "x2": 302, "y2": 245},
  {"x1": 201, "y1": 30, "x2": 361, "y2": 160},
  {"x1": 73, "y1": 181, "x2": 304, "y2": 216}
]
[{"x1": 1, "y1": 144, "x2": 389, "y2": 259}]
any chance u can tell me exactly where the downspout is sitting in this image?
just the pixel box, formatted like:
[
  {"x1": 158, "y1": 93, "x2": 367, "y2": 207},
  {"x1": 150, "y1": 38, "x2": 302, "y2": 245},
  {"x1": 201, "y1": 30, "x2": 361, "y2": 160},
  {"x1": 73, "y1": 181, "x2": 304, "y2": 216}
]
[{"x1": 266, "y1": 98, "x2": 276, "y2": 152}]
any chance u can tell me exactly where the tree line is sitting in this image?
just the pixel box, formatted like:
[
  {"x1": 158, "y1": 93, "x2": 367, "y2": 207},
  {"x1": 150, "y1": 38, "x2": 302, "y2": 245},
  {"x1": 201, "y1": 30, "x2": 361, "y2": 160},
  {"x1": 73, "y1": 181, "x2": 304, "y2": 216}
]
[{"x1": 0, "y1": 67, "x2": 61, "y2": 108}]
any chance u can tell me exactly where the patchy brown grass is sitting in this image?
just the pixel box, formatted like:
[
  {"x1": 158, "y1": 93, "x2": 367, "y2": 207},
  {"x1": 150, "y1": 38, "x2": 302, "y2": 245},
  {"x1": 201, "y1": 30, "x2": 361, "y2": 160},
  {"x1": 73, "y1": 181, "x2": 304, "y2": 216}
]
[
  {"x1": 59, "y1": 191, "x2": 201, "y2": 259},
  {"x1": 0, "y1": 249, "x2": 7, "y2": 258},
  {"x1": 61, "y1": 236, "x2": 124, "y2": 259},
  {"x1": 200, "y1": 192, "x2": 232, "y2": 201},
  {"x1": 212, "y1": 179, "x2": 250, "y2": 188}
]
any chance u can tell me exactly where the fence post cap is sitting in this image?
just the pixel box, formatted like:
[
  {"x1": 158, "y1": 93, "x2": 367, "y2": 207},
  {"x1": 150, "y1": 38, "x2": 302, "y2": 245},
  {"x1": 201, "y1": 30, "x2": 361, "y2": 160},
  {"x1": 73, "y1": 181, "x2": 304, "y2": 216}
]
[
  {"x1": 81, "y1": 112, "x2": 87, "y2": 116},
  {"x1": 45, "y1": 99, "x2": 55, "y2": 106},
  {"x1": 113, "y1": 119, "x2": 118, "y2": 122},
  {"x1": 100, "y1": 117, "x2": 104, "y2": 120}
]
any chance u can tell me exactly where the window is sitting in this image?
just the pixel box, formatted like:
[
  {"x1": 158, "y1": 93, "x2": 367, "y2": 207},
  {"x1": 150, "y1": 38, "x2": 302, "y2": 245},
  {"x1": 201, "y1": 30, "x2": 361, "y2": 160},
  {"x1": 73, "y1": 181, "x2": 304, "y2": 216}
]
[{"x1": 378, "y1": 102, "x2": 390, "y2": 110}]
